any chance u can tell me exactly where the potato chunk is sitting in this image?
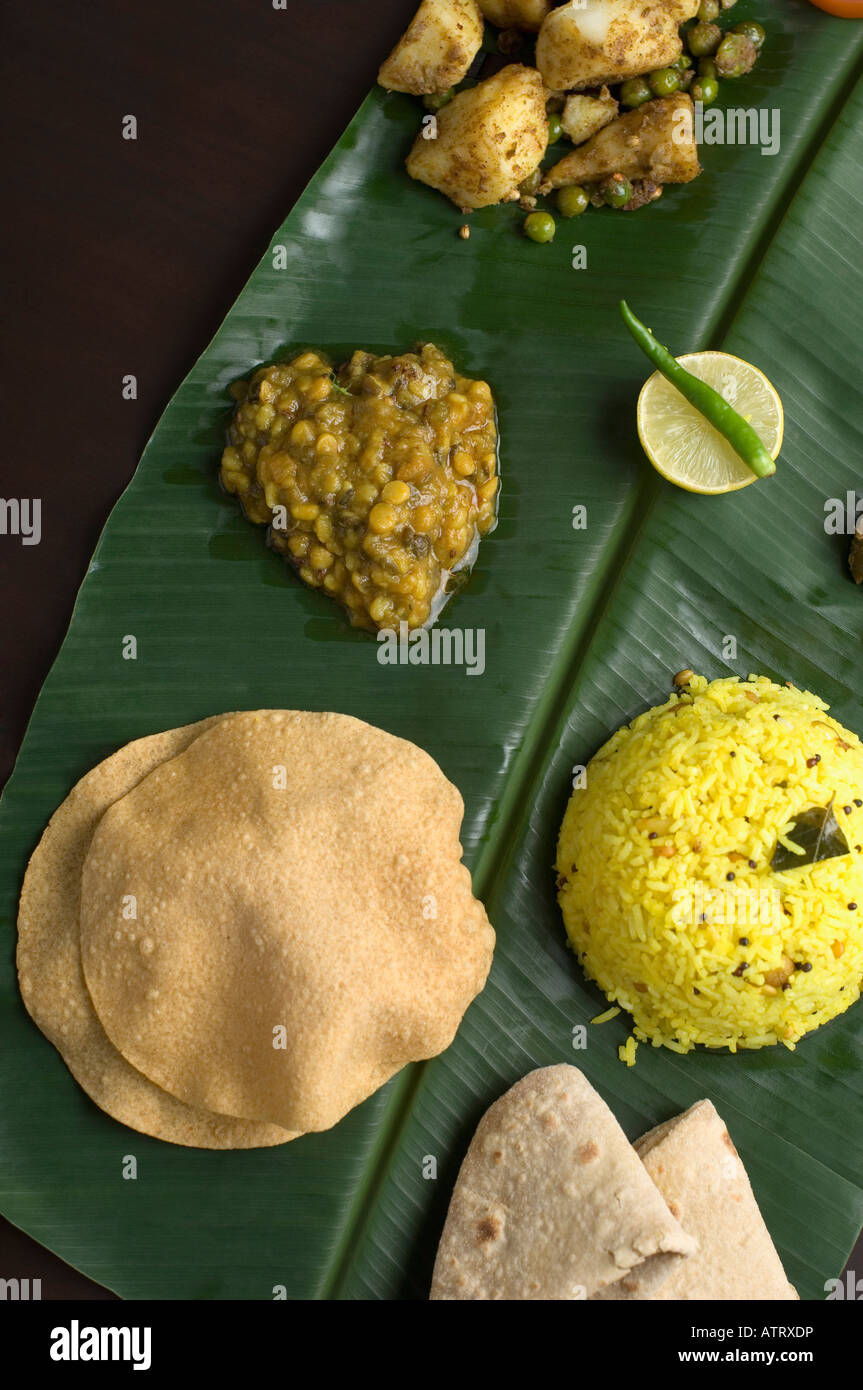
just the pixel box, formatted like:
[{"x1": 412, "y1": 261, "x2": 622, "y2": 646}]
[
  {"x1": 544, "y1": 95, "x2": 701, "y2": 187},
  {"x1": 560, "y1": 87, "x2": 618, "y2": 145},
  {"x1": 478, "y1": 0, "x2": 553, "y2": 29},
  {"x1": 378, "y1": 0, "x2": 485, "y2": 95},
  {"x1": 536, "y1": 0, "x2": 699, "y2": 92},
  {"x1": 407, "y1": 64, "x2": 549, "y2": 210}
]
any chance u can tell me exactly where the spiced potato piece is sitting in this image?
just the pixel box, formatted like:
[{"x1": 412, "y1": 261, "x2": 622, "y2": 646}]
[
  {"x1": 478, "y1": 0, "x2": 553, "y2": 29},
  {"x1": 536, "y1": 0, "x2": 699, "y2": 92},
  {"x1": 543, "y1": 94, "x2": 701, "y2": 188},
  {"x1": 560, "y1": 87, "x2": 618, "y2": 145},
  {"x1": 378, "y1": 0, "x2": 485, "y2": 96},
  {"x1": 407, "y1": 64, "x2": 549, "y2": 210}
]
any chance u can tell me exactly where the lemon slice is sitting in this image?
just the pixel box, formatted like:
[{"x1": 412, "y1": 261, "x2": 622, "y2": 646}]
[{"x1": 636, "y1": 351, "x2": 784, "y2": 495}]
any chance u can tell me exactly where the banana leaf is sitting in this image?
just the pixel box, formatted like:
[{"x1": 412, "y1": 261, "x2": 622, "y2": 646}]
[{"x1": 2, "y1": 1, "x2": 863, "y2": 1300}]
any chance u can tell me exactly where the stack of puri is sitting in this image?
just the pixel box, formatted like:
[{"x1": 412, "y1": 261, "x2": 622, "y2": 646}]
[{"x1": 17, "y1": 711, "x2": 494, "y2": 1148}]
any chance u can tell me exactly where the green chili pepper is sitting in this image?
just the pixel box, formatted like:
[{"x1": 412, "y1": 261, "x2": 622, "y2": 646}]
[{"x1": 620, "y1": 301, "x2": 776, "y2": 479}]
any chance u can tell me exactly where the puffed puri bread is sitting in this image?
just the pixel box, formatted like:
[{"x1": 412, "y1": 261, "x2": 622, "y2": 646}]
[
  {"x1": 79, "y1": 710, "x2": 495, "y2": 1135},
  {"x1": 16, "y1": 718, "x2": 294, "y2": 1149},
  {"x1": 430, "y1": 1065, "x2": 697, "y2": 1299}
]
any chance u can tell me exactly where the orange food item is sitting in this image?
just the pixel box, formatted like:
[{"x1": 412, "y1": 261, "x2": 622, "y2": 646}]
[{"x1": 807, "y1": 0, "x2": 863, "y2": 16}]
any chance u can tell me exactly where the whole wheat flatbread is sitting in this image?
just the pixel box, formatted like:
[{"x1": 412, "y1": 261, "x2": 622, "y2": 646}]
[
  {"x1": 430, "y1": 1064, "x2": 696, "y2": 1300},
  {"x1": 17, "y1": 720, "x2": 293, "y2": 1149},
  {"x1": 634, "y1": 1100, "x2": 798, "y2": 1300},
  {"x1": 80, "y1": 710, "x2": 494, "y2": 1134}
]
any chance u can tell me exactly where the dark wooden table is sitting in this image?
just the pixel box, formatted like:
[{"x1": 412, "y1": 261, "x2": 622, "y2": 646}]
[
  {"x1": 0, "y1": 0, "x2": 411, "y2": 1300},
  {"x1": 1, "y1": 0, "x2": 860, "y2": 1300}
]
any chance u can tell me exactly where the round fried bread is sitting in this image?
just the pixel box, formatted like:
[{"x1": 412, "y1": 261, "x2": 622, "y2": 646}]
[{"x1": 80, "y1": 710, "x2": 495, "y2": 1133}]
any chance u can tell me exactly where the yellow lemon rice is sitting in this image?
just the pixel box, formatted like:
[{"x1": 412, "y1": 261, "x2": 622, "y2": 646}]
[{"x1": 556, "y1": 675, "x2": 863, "y2": 1054}]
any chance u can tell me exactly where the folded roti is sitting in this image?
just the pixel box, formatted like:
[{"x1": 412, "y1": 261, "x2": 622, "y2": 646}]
[
  {"x1": 430, "y1": 1065, "x2": 696, "y2": 1300},
  {"x1": 17, "y1": 720, "x2": 294, "y2": 1149},
  {"x1": 634, "y1": 1100, "x2": 798, "y2": 1300}
]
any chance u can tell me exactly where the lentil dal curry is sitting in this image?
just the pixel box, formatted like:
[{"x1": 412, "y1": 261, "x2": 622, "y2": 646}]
[{"x1": 221, "y1": 344, "x2": 498, "y2": 630}]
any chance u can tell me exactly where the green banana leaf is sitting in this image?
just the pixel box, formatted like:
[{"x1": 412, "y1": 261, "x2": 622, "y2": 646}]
[{"x1": 2, "y1": 1, "x2": 863, "y2": 1300}]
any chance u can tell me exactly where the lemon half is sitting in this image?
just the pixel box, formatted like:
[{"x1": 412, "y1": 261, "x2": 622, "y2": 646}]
[{"x1": 636, "y1": 351, "x2": 784, "y2": 495}]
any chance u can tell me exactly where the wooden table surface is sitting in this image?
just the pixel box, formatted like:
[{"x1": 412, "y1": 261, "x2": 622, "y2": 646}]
[{"x1": 1, "y1": 0, "x2": 860, "y2": 1299}]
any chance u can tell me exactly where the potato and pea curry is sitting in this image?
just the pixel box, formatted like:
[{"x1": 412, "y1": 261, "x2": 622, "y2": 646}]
[
  {"x1": 221, "y1": 345, "x2": 498, "y2": 631},
  {"x1": 378, "y1": 0, "x2": 768, "y2": 235}
]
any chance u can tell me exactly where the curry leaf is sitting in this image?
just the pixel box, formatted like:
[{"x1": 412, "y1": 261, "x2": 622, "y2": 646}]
[{"x1": 771, "y1": 803, "x2": 851, "y2": 873}]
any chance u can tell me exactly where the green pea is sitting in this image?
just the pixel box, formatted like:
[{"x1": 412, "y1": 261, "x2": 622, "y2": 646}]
[
  {"x1": 672, "y1": 52, "x2": 692, "y2": 72},
  {"x1": 697, "y1": 0, "x2": 720, "y2": 17},
  {"x1": 620, "y1": 76, "x2": 653, "y2": 108},
  {"x1": 600, "y1": 175, "x2": 633, "y2": 209},
  {"x1": 424, "y1": 89, "x2": 453, "y2": 111},
  {"x1": 519, "y1": 167, "x2": 542, "y2": 197},
  {"x1": 687, "y1": 21, "x2": 721, "y2": 57},
  {"x1": 677, "y1": 68, "x2": 694, "y2": 93},
  {"x1": 691, "y1": 75, "x2": 719, "y2": 106},
  {"x1": 524, "y1": 210, "x2": 556, "y2": 243},
  {"x1": 715, "y1": 31, "x2": 757, "y2": 77},
  {"x1": 648, "y1": 67, "x2": 680, "y2": 97},
  {"x1": 496, "y1": 27, "x2": 524, "y2": 56},
  {"x1": 547, "y1": 112, "x2": 563, "y2": 144},
  {"x1": 557, "y1": 185, "x2": 589, "y2": 218},
  {"x1": 698, "y1": 57, "x2": 718, "y2": 79},
  {"x1": 733, "y1": 20, "x2": 766, "y2": 50}
]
